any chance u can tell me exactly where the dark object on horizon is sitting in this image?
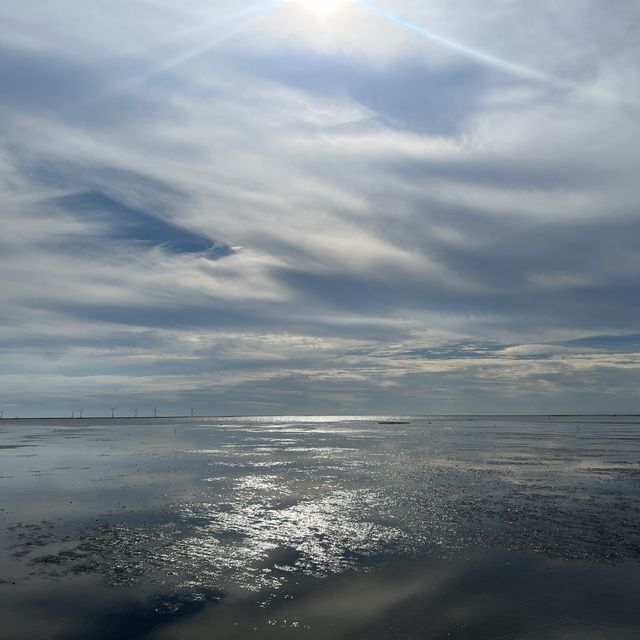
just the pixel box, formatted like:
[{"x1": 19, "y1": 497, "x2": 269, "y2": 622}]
[
  {"x1": 190, "y1": 408, "x2": 195, "y2": 418},
  {"x1": 378, "y1": 421, "x2": 411, "y2": 425},
  {"x1": 110, "y1": 407, "x2": 116, "y2": 418}
]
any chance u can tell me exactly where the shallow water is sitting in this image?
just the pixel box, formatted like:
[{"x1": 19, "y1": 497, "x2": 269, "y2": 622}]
[{"x1": 1, "y1": 415, "x2": 639, "y2": 639}]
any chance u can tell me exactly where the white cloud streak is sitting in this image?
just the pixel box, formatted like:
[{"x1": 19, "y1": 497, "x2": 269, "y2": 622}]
[{"x1": 0, "y1": 0, "x2": 639, "y2": 414}]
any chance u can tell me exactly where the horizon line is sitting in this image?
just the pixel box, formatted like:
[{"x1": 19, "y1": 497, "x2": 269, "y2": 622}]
[{"x1": 1, "y1": 413, "x2": 639, "y2": 421}]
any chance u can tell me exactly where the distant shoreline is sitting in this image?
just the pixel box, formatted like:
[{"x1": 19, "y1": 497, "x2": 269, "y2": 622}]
[{"x1": 1, "y1": 413, "x2": 639, "y2": 422}]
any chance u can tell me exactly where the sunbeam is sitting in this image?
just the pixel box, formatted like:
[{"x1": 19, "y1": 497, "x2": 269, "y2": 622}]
[
  {"x1": 101, "y1": 0, "x2": 283, "y2": 98},
  {"x1": 356, "y1": 0, "x2": 563, "y2": 86}
]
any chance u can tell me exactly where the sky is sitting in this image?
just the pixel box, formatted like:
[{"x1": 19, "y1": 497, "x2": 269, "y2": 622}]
[{"x1": 1, "y1": 0, "x2": 639, "y2": 417}]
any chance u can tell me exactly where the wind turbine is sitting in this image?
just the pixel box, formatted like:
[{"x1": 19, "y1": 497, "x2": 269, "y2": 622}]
[
  {"x1": 79, "y1": 409, "x2": 84, "y2": 419},
  {"x1": 154, "y1": 408, "x2": 158, "y2": 418},
  {"x1": 0, "y1": 410, "x2": 4, "y2": 420},
  {"x1": 190, "y1": 408, "x2": 194, "y2": 418},
  {"x1": 110, "y1": 407, "x2": 116, "y2": 419},
  {"x1": 134, "y1": 408, "x2": 138, "y2": 419}
]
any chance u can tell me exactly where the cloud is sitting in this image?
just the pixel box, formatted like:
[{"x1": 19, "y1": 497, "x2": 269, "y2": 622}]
[
  {"x1": 49, "y1": 189, "x2": 236, "y2": 259},
  {"x1": 0, "y1": 0, "x2": 639, "y2": 414},
  {"x1": 241, "y1": 47, "x2": 516, "y2": 135}
]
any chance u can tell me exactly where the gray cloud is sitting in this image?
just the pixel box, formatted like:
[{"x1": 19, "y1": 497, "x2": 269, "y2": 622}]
[
  {"x1": 48, "y1": 189, "x2": 236, "y2": 259},
  {"x1": 241, "y1": 48, "x2": 524, "y2": 135},
  {"x1": 0, "y1": 0, "x2": 639, "y2": 414}
]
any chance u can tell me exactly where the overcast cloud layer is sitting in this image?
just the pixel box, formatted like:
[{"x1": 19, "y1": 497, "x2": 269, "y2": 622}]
[{"x1": 1, "y1": 0, "x2": 639, "y2": 416}]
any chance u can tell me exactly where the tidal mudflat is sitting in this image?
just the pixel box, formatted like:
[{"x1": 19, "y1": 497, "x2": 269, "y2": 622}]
[{"x1": 1, "y1": 415, "x2": 640, "y2": 639}]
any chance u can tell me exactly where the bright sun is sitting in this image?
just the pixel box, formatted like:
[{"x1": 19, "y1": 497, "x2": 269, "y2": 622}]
[{"x1": 295, "y1": 0, "x2": 352, "y2": 18}]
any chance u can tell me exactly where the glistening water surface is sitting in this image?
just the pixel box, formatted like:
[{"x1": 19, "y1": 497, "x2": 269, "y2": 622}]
[{"x1": 1, "y1": 415, "x2": 639, "y2": 639}]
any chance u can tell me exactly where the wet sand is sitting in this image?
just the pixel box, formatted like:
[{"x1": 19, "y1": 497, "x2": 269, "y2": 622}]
[{"x1": 1, "y1": 415, "x2": 639, "y2": 639}]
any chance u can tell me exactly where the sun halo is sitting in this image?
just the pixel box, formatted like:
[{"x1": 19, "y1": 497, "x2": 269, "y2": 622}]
[{"x1": 293, "y1": 0, "x2": 352, "y2": 18}]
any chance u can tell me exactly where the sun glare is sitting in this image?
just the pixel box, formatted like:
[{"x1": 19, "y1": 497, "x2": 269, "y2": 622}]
[{"x1": 295, "y1": 0, "x2": 351, "y2": 18}]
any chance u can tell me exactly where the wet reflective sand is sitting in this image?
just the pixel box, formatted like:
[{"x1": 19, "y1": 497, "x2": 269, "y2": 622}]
[{"x1": 1, "y1": 415, "x2": 639, "y2": 639}]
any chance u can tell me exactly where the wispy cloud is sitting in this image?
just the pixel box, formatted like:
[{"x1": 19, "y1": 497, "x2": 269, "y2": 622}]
[{"x1": 1, "y1": 0, "x2": 639, "y2": 414}]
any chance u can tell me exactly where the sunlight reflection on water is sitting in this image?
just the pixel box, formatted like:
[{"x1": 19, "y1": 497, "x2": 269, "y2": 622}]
[{"x1": 1, "y1": 415, "x2": 640, "y2": 639}]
